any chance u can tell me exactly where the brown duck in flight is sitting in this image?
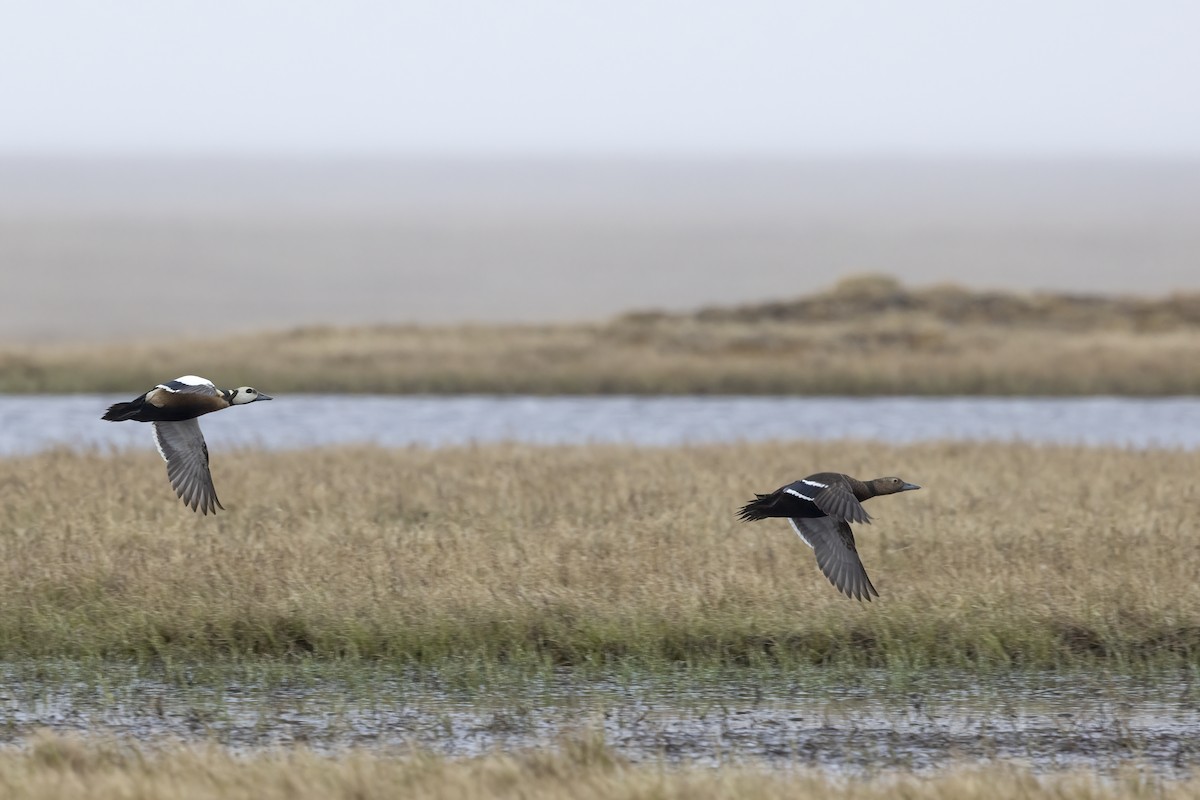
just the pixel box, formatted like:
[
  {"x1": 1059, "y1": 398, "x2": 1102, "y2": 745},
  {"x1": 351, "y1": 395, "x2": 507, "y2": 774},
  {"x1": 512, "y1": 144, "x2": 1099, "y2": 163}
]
[{"x1": 738, "y1": 472, "x2": 920, "y2": 601}]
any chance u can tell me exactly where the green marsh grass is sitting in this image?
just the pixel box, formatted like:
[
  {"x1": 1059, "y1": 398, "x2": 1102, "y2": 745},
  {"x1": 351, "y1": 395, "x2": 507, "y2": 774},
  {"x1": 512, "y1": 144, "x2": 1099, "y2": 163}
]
[
  {"x1": 3, "y1": 731, "x2": 1198, "y2": 800},
  {"x1": 0, "y1": 439, "x2": 1197, "y2": 672}
]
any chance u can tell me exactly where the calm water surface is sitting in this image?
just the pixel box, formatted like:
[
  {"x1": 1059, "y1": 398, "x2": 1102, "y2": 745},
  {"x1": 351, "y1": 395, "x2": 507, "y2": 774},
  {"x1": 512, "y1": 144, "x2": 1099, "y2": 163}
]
[
  {"x1": 3, "y1": 395, "x2": 1200, "y2": 455},
  {"x1": 1, "y1": 669, "x2": 1196, "y2": 776}
]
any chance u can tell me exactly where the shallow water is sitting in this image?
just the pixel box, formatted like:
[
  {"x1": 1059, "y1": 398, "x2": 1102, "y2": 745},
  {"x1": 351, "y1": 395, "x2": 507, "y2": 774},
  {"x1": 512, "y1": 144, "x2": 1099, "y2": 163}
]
[
  {"x1": 4, "y1": 395, "x2": 1200, "y2": 455},
  {"x1": 1, "y1": 668, "x2": 1196, "y2": 775}
]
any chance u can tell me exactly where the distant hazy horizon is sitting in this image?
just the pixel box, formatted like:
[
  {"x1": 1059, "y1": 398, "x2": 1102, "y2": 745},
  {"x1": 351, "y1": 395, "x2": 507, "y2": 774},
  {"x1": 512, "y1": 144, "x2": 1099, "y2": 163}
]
[
  {"x1": 3, "y1": 157, "x2": 1198, "y2": 343},
  {"x1": 3, "y1": 3, "x2": 1198, "y2": 159}
]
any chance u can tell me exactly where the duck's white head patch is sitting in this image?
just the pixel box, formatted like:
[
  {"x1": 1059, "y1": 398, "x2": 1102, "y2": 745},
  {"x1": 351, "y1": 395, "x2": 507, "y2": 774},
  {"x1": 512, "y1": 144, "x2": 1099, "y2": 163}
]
[{"x1": 230, "y1": 387, "x2": 274, "y2": 405}]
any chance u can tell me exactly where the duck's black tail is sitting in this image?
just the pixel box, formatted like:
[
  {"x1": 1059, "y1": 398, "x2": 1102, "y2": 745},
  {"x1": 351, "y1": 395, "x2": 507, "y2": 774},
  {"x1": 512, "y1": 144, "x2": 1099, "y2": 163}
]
[
  {"x1": 102, "y1": 399, "x2": 143, "y2": 421},
  {"x1": 737, "y1": 492, "x2": 779, "y2": 522}
]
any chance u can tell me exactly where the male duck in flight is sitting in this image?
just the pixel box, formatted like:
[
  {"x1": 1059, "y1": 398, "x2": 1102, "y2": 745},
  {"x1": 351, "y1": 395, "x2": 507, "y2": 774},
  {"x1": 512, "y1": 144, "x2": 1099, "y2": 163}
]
[{"x1": 102, "y1": 375, "x2": 272, "y2": 514}]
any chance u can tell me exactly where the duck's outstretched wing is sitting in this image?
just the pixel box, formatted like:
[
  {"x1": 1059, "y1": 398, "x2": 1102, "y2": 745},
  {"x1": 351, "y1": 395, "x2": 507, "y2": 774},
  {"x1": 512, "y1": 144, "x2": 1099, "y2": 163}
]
[
  {"x1": 152, "y1": 419, "x2": 223, "y2": 515},
  {"x1": 788, "y1": 517, "x2": 879, "y2": 601}
]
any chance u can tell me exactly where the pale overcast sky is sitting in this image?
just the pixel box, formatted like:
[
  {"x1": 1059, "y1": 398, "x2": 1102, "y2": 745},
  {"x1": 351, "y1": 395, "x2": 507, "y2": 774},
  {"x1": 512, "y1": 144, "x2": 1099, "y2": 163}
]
[{"x1": 0, "y1": 1, "x2": 1197, "y2": 157}]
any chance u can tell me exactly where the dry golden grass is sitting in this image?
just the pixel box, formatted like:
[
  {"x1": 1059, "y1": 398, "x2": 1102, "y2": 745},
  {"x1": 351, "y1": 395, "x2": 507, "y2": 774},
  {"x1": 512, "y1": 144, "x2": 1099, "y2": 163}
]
[
  {"x1": 0, "y1": 439, "x2": 1197, "y2": 669},
  {"x1": 6, "y1": 276, "x2": 1200, "y2": 395},
  {"x1": 0, "y1": 732, "x2": 1194, "y2": 800}
]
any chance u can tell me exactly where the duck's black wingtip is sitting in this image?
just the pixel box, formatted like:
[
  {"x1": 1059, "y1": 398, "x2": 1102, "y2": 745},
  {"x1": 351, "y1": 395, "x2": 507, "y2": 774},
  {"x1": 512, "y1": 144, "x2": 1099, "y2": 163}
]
[{"x1": 187, "y1": 493, "x2": 225, "y2": 516}]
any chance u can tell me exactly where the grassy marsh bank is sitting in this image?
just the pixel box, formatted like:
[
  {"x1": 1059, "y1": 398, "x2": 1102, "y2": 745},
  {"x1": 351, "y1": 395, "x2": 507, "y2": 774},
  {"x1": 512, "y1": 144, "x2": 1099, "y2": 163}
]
[
  {"x1": 7, "y1": 276, "x2": 1200, "y2": 395},
  {"x1": 0, "y1": 440, "x2": 1197, "y2": 671},
  {"x1": 2, "y1": 732, "x2": 1198, "y2": 800}
]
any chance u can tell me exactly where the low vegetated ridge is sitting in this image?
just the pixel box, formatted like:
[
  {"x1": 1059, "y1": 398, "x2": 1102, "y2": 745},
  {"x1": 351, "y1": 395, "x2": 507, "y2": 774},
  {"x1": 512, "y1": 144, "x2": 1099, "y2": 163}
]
[
  {"x1": 5, "y1": 275, "x2": 1200, "y2": 394},
  {"x1": 680, "y1": 273, "x2": 1200, "y2": 331}
]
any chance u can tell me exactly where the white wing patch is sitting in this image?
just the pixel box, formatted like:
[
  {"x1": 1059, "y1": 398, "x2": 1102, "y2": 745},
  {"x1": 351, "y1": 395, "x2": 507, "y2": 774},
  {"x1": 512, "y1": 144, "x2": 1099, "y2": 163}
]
[
  {"x1": 784, "y1": 487, "x2": 814, "y2": 502},
  {"x1": 152, "y1": 429, "x2": 168, "y2": 461},
  {"x1": 801, "y1": 479, "x2": 828, "y2": 488},
  {"x1": 787, "y1": 518, "x2": 815, "y2": 549},
  {"x1": 158, "y1": 375, "x2": 215, "y2": 392}
]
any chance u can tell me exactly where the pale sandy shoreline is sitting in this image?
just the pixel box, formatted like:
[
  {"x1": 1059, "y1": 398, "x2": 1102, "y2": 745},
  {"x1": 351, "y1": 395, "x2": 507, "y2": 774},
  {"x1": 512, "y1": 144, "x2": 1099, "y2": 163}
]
[{"x1": 3, "y1": 157, "x2": 1198, "y2": 343}]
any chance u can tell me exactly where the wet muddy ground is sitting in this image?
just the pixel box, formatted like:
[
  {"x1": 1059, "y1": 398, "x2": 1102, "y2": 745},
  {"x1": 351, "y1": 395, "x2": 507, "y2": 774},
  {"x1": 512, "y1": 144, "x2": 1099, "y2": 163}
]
[{"x1": 0, "y1": 668, "x2": 1196, "y2": 776}]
